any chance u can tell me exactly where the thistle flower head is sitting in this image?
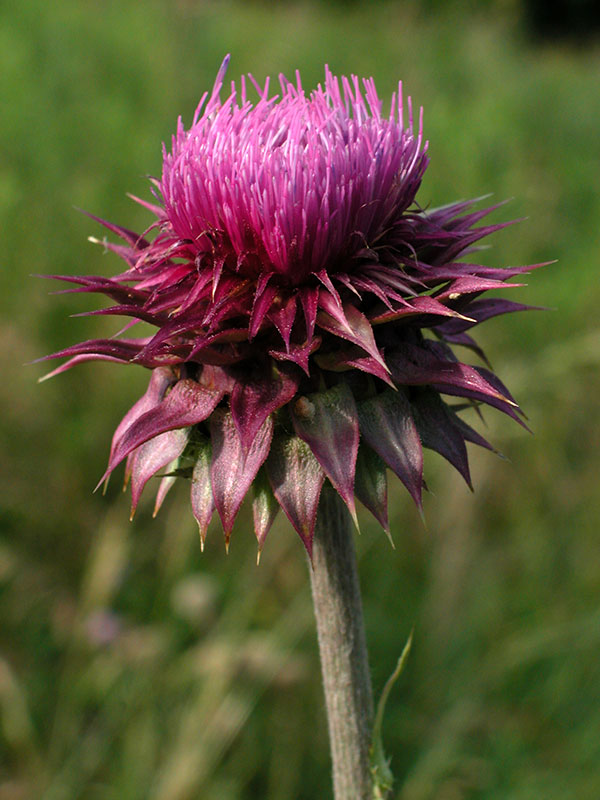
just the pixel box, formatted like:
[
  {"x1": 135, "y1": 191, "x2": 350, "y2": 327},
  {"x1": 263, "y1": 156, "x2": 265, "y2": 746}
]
[
  {"x1": 43, "y1": 57, "x2": 538, "y2": 556},
  {"x1": 161, "y1": 55, "x2": 426, "y2": 288}
]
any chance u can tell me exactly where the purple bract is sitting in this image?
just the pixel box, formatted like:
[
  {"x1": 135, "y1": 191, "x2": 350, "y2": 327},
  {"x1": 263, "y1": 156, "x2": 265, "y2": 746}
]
[{"x1": 42, "y1": 56, "x2": 540, "y2": 556}]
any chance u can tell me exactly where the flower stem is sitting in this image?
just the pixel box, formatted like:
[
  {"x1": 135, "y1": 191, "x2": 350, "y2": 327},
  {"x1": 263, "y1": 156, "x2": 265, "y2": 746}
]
[{"x1": 309, "y1": 486, "x2": 374, "y2": 799}]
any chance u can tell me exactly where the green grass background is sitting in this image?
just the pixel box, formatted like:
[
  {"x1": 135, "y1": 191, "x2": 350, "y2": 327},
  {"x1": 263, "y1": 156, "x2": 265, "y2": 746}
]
[{"x1": 1, "y1": 1, "x2": 599, "y2": 797}]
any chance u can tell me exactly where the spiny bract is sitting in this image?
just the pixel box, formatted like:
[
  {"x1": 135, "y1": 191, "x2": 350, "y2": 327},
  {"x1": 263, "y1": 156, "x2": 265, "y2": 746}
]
[{"x1": 42, "y1": 56, "x2": 539, "y2": 556}]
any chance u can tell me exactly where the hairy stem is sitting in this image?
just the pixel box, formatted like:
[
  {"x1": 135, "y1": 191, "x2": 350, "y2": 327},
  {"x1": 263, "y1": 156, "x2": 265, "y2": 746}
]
[{"x1": 309, "y1": 487, "x2": 374, "y2": 799}]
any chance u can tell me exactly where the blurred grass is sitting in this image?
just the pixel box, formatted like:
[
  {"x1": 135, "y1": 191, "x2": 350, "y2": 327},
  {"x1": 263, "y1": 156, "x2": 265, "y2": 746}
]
[{"x1": 1, "y1": 0, "x2": 600, "y2": 797}]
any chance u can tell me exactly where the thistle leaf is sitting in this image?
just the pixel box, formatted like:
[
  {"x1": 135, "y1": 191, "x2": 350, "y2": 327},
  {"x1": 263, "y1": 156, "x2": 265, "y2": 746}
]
[
  {"x1": 265, "y1": 434, "x2": 325, "y2": 557},
  {"x1": 231, "y1": 365, "x2": 299, "y2": 454},
  {"x1": 388, "y1": 344, "x2": 513, "y2": 403},
  {"x1": 252, "y1": 467, "x2": 280, "y2": 556},
  {"x1": 317, "y1": 295, "x2": 390, "y2": 375},
  {"x1": 435, "y1": 275, "x2": 524, "y2": 301},
  {"x1": 291, "y1": 384, "x2": 360, "y2": 525},
  {"x1": 299, "y1": 285, "x2": 319, "y2": 341},
  {"x1": 435, "y1": 297, "x2": 542, "y2": 336},
  {"x1": 100, "y1": 379, "x2": 223, "y2": 485},
  {"x1": 78, "y1": 209, "x2": 150, "y2": 248},
  {"x1": 109, "y1": 368, "x2": 176, "y2": 466},
  {"x1": 153, "y1": 473, "x2": 178, "y2": 518},
  {"x1": 210, "y1": 410, "x2": 273, "y2": 543},
  {"x1": 129, "y1": 427, "x2": 190, "y2": 514},
  {"x1": 370, "y1": 295, "x2": 471, "y2": 325},
  {"x1": 388, "y1": 343, "x2": 524, "y2": 424},
  {"x1": 354, "y1": 444, "x2": 390, "y2": 537},
  {"x1": 357, "y1": 390, "x2": 423, "y2": 509},
  {"x1": 412, "y1": 389, "x2": 472, "y2": 488},
  {"x1": 267, "y1": 292, "x2": 298, "y2": 351},
  {"x1": 191, "y1": 435, "x2": 214, "y2": 549},
  {"x1": 249, "y1": 275, "x2": 278, "y2": 338},
  {"x1": 41, "y1": 338, "x2": 153, "y2": 368},
  {"x1": 452, "y1": 413, "x2": 498, "y2": 453}
]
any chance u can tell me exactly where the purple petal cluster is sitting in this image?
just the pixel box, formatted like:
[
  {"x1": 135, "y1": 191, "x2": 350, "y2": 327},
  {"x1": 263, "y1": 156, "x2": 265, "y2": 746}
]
[{"x1": 43, "y1": 58, "x2": 540, "y2": 556}]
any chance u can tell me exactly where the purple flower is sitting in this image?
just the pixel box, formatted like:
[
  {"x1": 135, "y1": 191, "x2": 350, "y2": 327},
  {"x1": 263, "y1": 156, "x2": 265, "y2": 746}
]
[{"x1": 42, "y1": 57, "x2": 539, "y2": 556}]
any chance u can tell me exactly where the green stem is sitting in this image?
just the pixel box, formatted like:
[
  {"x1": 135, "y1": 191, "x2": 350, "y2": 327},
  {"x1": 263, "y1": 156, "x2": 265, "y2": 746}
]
[{"x1": 308, "y1": 487, "x2": 374, "y2": 799}]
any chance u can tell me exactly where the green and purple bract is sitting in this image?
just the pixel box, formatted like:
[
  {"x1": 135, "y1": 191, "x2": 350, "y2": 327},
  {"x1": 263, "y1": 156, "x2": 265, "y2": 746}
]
[{"x1": 43, "y1": 57, "x2": 539, "y2": 556}]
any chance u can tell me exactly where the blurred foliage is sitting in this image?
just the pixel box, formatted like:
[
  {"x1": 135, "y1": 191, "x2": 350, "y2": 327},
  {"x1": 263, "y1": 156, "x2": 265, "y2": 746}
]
[{"x1": 1, "y1": 0, "x2": 599, "y2": 798}]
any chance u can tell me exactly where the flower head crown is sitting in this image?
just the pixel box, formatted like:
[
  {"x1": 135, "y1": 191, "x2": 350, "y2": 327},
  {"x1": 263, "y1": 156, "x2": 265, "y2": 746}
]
[{"x1": 43, "y1": 57, "x2": 537, "y2": 556}]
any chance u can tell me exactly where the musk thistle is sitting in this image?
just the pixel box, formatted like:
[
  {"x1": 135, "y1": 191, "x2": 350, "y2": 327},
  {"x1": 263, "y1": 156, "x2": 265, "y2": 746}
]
[{"x1": 42, "y1": 56, "x2": 535, "y2": 557}]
